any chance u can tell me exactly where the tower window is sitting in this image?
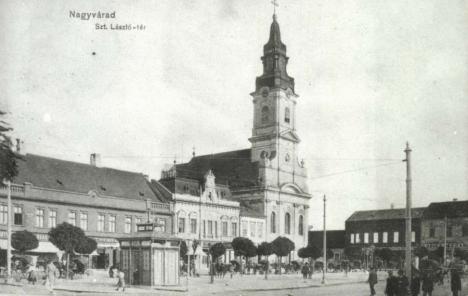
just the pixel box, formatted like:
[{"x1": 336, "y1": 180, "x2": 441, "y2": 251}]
[
  {"x1": 270, "y1": 212, "x2": 276, "y2": 233},
  {"x1": 285, "y1": 213, "x2": 291, "y2": 234},
  {"x1": 261, "y1": 106, "x2": 269, "y2": 124},
  {"x1": 285, "y1": 107, "x2": 290, "y2": 123}
]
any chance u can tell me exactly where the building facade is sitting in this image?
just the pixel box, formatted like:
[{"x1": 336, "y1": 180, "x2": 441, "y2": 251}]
[
  {"x1": 0, "y1": 153, "x2": 173, "y2": 268},
  {"x1": 159, "y1": 13, "x2": 311, "y2": 260},
  {"x1": 308, "y1": 230, "x2": 346, "y2": 262},
  {"x1": 421, "y1": 200, "x2": 468, "y2": 252},
  {"x1": 158, "y1": 169, "x2": 240, "y2": 271},
  {"x1": 345, "y1": 207, "x2": 425, "y2": 251}
]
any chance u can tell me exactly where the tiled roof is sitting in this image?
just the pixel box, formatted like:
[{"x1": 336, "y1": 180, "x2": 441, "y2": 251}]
[
  {"x1": 308, "y1": 230, "x2": 346, "y2": 249},
  {"x1": 148, "y1": 180, "x2": 173, "y2": 202},
  {"x1": 13, "y1": 154, "x2": 167, "y2": 202},
  {"x1": 240, "y1": 200, "x2": 265, "y2": 218},
  {"x1": 171, "y1": 149, "x2": 260, "y2": 190},
  {"x1": 422, "y1": 200, "x2": 468, "y2": 219},
  {"x1": 346, "y1": 207, "x2": 426, "y2": 222}
]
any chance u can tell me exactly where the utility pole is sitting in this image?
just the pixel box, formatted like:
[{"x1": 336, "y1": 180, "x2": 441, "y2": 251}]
[
  {"x1": 404, "y1": 142, "x2": 412, "y2": 291},
  {"x1": 322, "y1": 194, "x2": 326, "y2": 285},
  {"x1": 6, "y1": 180, "x2": 12, "y2": 283},
  {"x1": 443, "y1": 216, "x2": 447, "y2": 266}
]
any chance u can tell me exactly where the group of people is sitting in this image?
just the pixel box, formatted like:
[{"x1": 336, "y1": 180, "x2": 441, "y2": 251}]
[
  {"x1": 367, "y1": 267, "x2": 463, "y2": 296},
  {"x1": 301, "y1": 262, "x2": 314, "y2": 279}
]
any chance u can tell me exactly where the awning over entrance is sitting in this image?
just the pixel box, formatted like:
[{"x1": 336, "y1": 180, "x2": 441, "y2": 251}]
[{"x1": 0, "y1": 240, "x2": 60, "y2": 253}]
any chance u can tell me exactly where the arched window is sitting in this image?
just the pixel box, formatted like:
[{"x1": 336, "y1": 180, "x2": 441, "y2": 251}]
[
  {"x1": 285, "y1": 213, "x2": 291, "y2": 234},
  {"x1": 261, "y1": 106, "x2": 269, "y2": 124},
  {"x1": 298, "y1": 215, "x2": 304, "y2": 235},
  {"x1": 270, "y1": 212, "x2": 276, "y2": 233},
  {"x1": 284, "y1": 107, "x2": 290, "y2": 123}
]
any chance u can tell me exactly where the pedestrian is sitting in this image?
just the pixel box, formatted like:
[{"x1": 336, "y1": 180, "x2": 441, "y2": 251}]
[
  {"x1": 450, "y1": 269, "x2": 461, "y2": 296},
  {"x1": 27, "y1": 263, "x2": 37, "y2": 285},
  {"x1": 421, "y1": 272, "x2": 434, "y2": 296},
  {"x1": 396, "y1": 269, "x2": 409, "y2": 296},
  {"x1": 116, "y1": 268, "x2": 126, "y2": 292},
  {"x1": 45, "y1": 260, "x2": 57, "y2": 294},
  {"x1": 367, "y1": 267, "x2": 378, "y2": 296},
  {"x1": 301, "y1": 262, "x2": 309, "y2": 279},
  {"x1": 385, "y1": 270, "x2": 398, "y2": 296},
  {"x1": 133, "y1": 268, "x2": 139, "y2": 285},
  {"x1": 411, "y1": 272, "x2": 421, "y2": 296}
]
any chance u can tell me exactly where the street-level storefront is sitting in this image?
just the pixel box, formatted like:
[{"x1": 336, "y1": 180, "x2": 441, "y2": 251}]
[{"x1": 118, "y1": 224, "x2": 181, "y2": 286}]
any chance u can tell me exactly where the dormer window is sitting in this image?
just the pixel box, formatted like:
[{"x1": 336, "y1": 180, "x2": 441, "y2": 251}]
[
  {"x1": 56, "y1": 179, "x2": 63, "y2": 185},
  {"x1": 139, "y1": 192, "x2": 144, "y2": 197},
  {"x1": 183, "y1": 184, "x2": 189, "y2": 192},
  {"x1": 284, "y1": 107, "x2": 290, "y2": 123},
  {"x1": 100, "y1": 185, "x2": 106, "y2": 191}
]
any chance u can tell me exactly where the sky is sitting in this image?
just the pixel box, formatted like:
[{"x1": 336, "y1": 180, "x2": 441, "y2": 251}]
[{"x1": 1, "y1": 0, "x2": 467, "y2": 230}]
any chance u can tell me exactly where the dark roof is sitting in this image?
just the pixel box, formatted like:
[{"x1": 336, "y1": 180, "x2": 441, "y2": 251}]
[
  {"x1": 13, "y1": 154, "x2": 167, "y2": 202},
  {"x1": 240, "y1": 200, "x2": 265, "y2": 218},
  {"x1": 346, "y1": 207, "x2": 426, "y2": 222},
  {"x1": 422, "y1": 200, "x2": 468, "y2": 219},
  {"x1": 169, "y1": 149, "x2": 260, "y2": 190},
  {"x1": 308, "y1": 230, "x2": 346, "y2": 249},
  {"x1": 148, "y1": 180, "x2": 173, "y2": 202}
]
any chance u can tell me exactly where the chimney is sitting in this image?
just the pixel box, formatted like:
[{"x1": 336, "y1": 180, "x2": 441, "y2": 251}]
[
  {"x1": 453, "y1": 198, "x2": 458, "y2": 202},
  {"x1": 390, "y1": 203, "x2": 395, "y2": 209},
  {"x1": 90, "y1": 153, "x2": 101, "y2": 167}
]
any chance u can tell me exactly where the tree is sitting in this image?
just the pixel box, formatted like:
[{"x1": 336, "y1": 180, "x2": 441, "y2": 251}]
[
  {"x1": 257, "y1": 242, "x2": 274, "y2": 279},
  {"x1": 75, "y1": 236, "x2": 97, "y2": 255},
  {"x1": 11, "y1": 230, "x2": 38, "y2": 254},
  {"x1": 48, "y1": 222, "x2": 86, "y2": 279},
  {"x1": 232, "y1": 237, "x2": 256, "y2": 274},
  {"x1": 209, "y1": 243, "x2": 226, "y2": 260},
  {"x1": 298, "y1": 245, "x2": 321, "y2": 275},
  {"x1": 344, "y1": 246, "x2": 362, "y2": 261},
  {"x1": 271, "y1": 236, "x2": 295, "y2": 275},
  {"x1": 208, "y1": 243, "x2": 226, "y2": 284},
  {"x1": 0, "y1": 110, "x2": 21, "y2": 182}
]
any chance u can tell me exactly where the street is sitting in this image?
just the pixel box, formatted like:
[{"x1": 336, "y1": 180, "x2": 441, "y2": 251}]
[{"x1": 0, "y1": 277, "x2": 465, "y2": 296}]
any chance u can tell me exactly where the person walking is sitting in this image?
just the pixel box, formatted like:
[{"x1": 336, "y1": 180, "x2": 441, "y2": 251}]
[
  {"x1": 301, "y1": 263, "x2": 309, "y2": 279},
  {"x1": 421, "y1": 272, "x2": 434, "y2": 296},
  {"x1": 45, "y1": 261, "x2": 57, "y2": 294},
  {"x1": 411, "y1": 273, "x2": 421, "y2": 296},
  {"x1": 396, "y1": 269, "x2": 409, "y2": 296},
  {"x1": 385, "y1": 270, "x2": 398, "y2": 296},
  {"x1": 27, "y1": 263, "x2": 37, "y2": 285},
  {"x1": 450, "y1": 269, "x2": 462, "y2": 296},
  {"x1": 115, "y1": 268, "x2": 126, "y2": 292},
  {"x1": 367, "y1": 267, "x2": 378, "y2": 296}
]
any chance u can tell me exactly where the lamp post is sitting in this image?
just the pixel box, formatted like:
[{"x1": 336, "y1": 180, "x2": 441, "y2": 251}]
[
  {"x1": 404, "y1": 143, "x2": 412, "y2": 291},
  {"x1": 321, "y1": 194, "x2": 327, "y2": 285},
  {"x1": 6, "y1": 180, "x2": 12, "y2": 283}
]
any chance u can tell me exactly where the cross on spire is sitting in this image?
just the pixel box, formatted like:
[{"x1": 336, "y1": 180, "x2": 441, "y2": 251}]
[{"x1": 271, "y1": 0, "x2": 279, "y2": 16}]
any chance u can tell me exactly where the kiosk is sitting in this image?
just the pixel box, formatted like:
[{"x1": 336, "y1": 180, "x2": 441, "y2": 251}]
[{"x1": 118, "y1": 223, "x2": 181, "y2": 286}]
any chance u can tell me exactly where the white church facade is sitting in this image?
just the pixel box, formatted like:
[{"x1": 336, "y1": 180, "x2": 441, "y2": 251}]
[{"x1": 158, "y1": 13, "x2": 311, "y2": 264}]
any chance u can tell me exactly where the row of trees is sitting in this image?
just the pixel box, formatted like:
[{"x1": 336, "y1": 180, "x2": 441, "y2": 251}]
[{"x1": 4, "y1": 222, "x2": 98, "y2": 278}]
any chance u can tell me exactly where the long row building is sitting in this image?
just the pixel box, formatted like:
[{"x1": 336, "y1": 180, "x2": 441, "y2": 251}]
[{"x1": 308, "y1": 201, "x2": 468, "y2": 264}]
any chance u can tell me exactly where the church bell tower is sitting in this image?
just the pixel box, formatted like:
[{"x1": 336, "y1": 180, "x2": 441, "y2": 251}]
[{"x1": 249, "y1": 14, "x2": 301, "y2": 175}]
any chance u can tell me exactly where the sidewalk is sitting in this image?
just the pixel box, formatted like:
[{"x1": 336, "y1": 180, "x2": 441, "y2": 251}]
[{"x1": 0, "y1": 270, "x2": 384, "y2": 295}]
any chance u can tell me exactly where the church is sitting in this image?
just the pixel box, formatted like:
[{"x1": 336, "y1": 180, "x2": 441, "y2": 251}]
[{"x1": 159, "y1": 13, "x2": 311, "y2": 268}]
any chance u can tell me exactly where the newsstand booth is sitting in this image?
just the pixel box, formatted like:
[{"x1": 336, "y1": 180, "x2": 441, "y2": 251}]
[{"x1": 118, "y1": 227, "x2": 181, "y2": 286}]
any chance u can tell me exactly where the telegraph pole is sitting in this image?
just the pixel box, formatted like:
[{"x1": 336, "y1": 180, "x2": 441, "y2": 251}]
[
  {"x1": 404, "y1": 143, "x2": 412, "y2": 290},
  {"x1": 6, "y1": 180, "x2": 12, "y2": 283},
  {"x1": 322, "y1": 195, "x2": 327, "y2": 285},
  {"x1": 443, "y1": 216, "x2": 447, "y2": 266}
]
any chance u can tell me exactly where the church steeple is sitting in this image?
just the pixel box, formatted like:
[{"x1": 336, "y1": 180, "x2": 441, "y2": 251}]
[{"x1": 255, "y1": 14, "x2": 295, "y2": 93}]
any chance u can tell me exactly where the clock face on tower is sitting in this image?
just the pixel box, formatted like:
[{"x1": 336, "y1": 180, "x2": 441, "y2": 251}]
[{"x1": 262, "y1": 88, "x2": 269, "y2": 97}]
